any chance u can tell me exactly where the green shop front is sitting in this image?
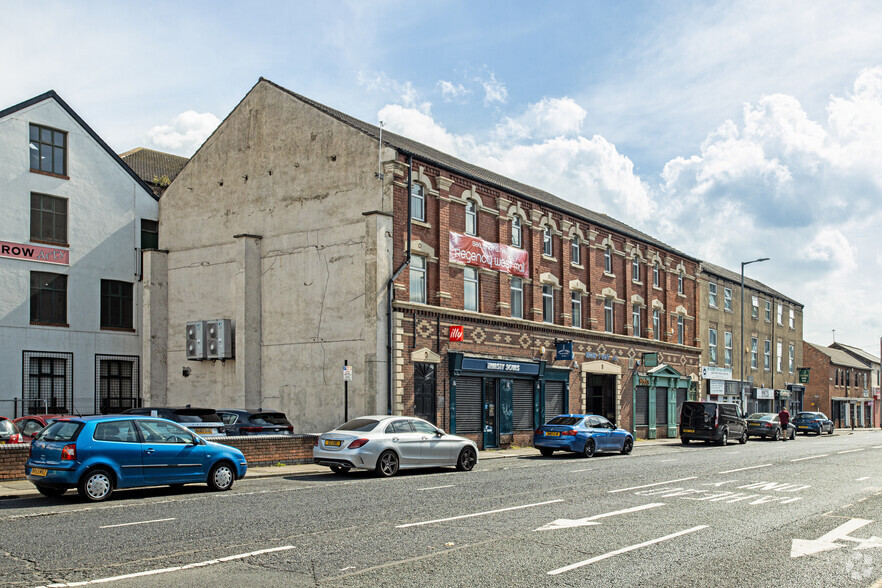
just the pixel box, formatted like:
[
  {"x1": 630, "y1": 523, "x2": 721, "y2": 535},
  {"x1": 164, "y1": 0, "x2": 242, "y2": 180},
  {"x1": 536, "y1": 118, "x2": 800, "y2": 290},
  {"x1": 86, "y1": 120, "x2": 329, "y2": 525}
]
[
  {"x1": 448, "y1": 352, "x2": 571, "y2": 449},
  {"x1": 633, "y1": 363, "x2": 693, "y2": 439}
]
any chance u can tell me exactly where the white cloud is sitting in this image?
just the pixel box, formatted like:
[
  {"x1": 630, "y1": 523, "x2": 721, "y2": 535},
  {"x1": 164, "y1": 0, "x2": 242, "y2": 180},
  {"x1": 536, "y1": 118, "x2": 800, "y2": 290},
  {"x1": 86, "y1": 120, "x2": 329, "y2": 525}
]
[
  {"x1": 145, "y1": 111, "x2": 220, "y2": 156},
  {"x1": 497, "y1": 97, "x2": 586, "y2": 140},
  {"x1": 437, "y1": 80, "x2": 471, "y2": 101},
  {"x1": 477, "y1": 72, "x2": 508, "y2": 106},
  {"x1": 357, "y1": 70, "x2": 430, "y2": 114}
]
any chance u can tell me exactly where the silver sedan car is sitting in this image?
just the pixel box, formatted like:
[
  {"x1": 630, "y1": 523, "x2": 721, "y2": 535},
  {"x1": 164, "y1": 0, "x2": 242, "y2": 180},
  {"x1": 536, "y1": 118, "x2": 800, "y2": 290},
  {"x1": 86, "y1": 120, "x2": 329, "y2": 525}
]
[{"x1": 313, "y1": 415, "x2": 478, "y2": 477}]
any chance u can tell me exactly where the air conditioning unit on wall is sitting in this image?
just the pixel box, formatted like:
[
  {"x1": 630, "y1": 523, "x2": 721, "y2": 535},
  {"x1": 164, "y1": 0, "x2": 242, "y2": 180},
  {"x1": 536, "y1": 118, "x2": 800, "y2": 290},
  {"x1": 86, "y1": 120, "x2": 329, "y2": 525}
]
[
  {"x1": 206, "y1": 319, "x2": 234, "y2": 360},
  {"x1": 185, "y1": 321, "x2": 205, "y2": 360}
]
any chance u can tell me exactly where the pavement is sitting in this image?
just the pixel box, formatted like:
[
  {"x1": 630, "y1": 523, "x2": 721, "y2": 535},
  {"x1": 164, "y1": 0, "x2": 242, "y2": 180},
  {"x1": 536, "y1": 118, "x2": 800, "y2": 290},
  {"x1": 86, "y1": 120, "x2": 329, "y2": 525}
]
[{"x1": 1, "y1": 428, "x2": 875, "y2": 500}]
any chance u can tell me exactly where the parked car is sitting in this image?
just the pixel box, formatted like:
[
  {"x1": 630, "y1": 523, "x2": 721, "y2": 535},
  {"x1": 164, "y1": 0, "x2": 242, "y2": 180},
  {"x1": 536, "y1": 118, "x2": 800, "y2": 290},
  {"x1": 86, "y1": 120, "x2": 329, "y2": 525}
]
[
  {"x1": 534, "y1": 414, "x2": 633, "y2": 457},
  {"x1": 745, "y1": 413, "x2": 796, "y2": 440},
  {"x1": 120, "y1": 407, "x2": 225, "y2": 437},
  {"x1": 217, "y1": 409, "x2": 294, "y2": 436},
  {"x1": 792, "y1": 411, "x2": 835, "y2": 435},
  {"x1": 14, "y1": 414, "x2": 78, "y2": 443},
  {"x1": 679, "y1": 401, "x2": 748, "y2": 445},
  {"x1": 26, "y1": 415, "x2": 247, "y2": 501},
  {"x1": 0, "y1": 417, "x2": 24, "y2": 444},
  {"x1": 313, "y1": 415, "x2": 478, "y2": 477}
]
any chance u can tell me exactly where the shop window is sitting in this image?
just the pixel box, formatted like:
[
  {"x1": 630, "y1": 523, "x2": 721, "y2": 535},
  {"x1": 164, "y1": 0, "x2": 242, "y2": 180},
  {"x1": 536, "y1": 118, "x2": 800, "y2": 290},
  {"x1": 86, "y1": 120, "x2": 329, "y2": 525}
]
[
  {"x1": 464, "y1": 267, "x2": 478, "y2": 311},
  {"x1": 571, "y1": 292, "x2": 581, "y2": 328},
  {"x1": 411, "y1": 183, "x2": 425, "y2": 222},
  {"x1": 542, "y1": 285, "x2": 554, "y2": 323},
  {"x1": 409, "y1": 255, "x2": 426, "y2": 303},
  {"x1": 29, "y1": 123, "x2": 67, "y2": 176},
  {"x1": 30, "y1": 271, "x2": 67, "y2": 325},
  {"x1": 511, "y1": 277, "x2": 523, "y2": 319},
  {"x1": 465, "y1": 200, "x2": 477, "y2": 236},
  {"x1": 30, "y1": 193, "x2": 67, "y2": 245},
  {"x1": 100, "y1": 280, "x2": 133, "y2": 329},
  {"x1": 604, "y1": 298, "x2": 613, "y2": 333}
]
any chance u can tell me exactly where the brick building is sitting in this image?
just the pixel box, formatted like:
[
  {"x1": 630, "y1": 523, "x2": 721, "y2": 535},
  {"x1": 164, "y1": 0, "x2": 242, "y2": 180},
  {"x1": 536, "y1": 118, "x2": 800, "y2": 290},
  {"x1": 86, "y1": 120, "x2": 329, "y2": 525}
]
[
  {"x1": 145, "y1": 78, "x2": 701, "y2": 445},
  {"x1": 803, "y1": 342, "x2": 873, "y2": 428}
]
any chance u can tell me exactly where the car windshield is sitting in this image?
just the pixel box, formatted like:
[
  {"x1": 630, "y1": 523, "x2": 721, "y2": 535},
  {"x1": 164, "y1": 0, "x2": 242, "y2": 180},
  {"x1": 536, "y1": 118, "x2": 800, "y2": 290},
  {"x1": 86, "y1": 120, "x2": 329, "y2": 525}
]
[
  {"x1": 37, "y1": 421, "x2": 82, "y2": 442},
  {"x1": 250, "y1": 413, "x2": 290, "y2": 426},
  {"x1": 547, "y1": 416, "x2": 583, "y2": 426},
  {"x1": 748, "y1": 414, "x2": 775, "y2": 421},
  {"x1": 0, "y1": 420, "x2": 16, "y2": 435},
  {"x1": 795, "y1": 413, "x2": 817, "y2": 419},
  {"x1": 336, "y1": 418, "x2": 380, "y2": 432}
]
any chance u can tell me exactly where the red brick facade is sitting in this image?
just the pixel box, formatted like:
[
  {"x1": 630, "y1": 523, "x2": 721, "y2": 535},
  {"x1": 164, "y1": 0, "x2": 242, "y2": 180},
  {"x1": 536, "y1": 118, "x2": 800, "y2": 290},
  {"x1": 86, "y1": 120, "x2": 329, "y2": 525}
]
[
  {"x1": 803, "y1": 344, "x2": 874, "y2": 427},
  {"x1": 389, "y1": 157, "x2": 701, "y2": 446}
]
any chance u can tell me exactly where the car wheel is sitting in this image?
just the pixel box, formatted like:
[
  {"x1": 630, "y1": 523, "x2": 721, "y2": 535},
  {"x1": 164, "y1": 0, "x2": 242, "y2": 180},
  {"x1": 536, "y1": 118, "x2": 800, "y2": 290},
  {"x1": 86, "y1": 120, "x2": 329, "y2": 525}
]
[
  {"x1": 790, "y1": 429, "x2": 796, "y2": 440},
  {"x1": 539, "y1": 448, "x2": 555, "y2": 457},
  {"x1": 739, "y1": 431, "x2": 748, "y2": 444},
  {"x1": 36, "y1": 485, "x2": 65, "y2": 498},
  {"x1": 581, "y1": 438, "x2": 596, "y2": 458},
  {"x1": 828, "y1": 426, "x2": 834, "y2": 435},
  {"x1": 771, "y1": 428, "x2": 780, "y2": 441},
  {"x1": 717, "y1": 429, "x2": 728, "y2": 446},
  {"x1": 330, "y1": 465, "x2": 350, "y2": 475},
  {"x1": 208, "y1": 462, "x2": 235, "y2": 491},
  {"x1": 78, "y1": 468, "x2": 113, "y2": 502},
  {"x1": 376, "y1": 450, "x2": 399, "y2": 477},
  {"x1": 681, "y1": 438, "x2": 690, "y2": 444},
  {"x1": 620, "y1": 438, "x2": 633, "y2": 455},
  {"x1": 456, "y1": 447, "x2": 477, "y2": 471}
]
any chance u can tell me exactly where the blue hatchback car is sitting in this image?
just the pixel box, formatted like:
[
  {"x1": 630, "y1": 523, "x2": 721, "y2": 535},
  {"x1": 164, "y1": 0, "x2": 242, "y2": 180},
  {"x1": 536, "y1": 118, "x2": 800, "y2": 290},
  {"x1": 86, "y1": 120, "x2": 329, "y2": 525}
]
[
  {"x1": 26, "y1": 415, "x2": 247, "y2": 501},
  {"x1": 534, "y1": 414, "x2": 634, "y2": 457}
]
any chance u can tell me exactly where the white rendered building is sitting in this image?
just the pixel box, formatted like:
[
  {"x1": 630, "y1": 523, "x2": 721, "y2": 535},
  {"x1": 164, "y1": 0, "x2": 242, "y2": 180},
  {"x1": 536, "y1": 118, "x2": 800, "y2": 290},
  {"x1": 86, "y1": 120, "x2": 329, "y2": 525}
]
[{"x1": 0, "y1": 91, "x2": 158, "y2": 417}]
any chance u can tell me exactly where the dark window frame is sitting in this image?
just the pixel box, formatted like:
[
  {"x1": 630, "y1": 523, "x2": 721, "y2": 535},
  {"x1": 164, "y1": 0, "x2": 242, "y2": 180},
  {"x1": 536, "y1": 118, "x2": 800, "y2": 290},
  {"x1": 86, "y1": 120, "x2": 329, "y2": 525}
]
[
  {"x1": 29, "y1": 123, "x2": 68, "y2": 178},
  {"x1": 30, "y1": 271, "x2": 68, "y2": 326},
  {"x1": 30, "y1": 193, "x2": 68, "y2": 246},
  {"x1": 100, "y1": 279, "x2": 134, "y2": 330}
]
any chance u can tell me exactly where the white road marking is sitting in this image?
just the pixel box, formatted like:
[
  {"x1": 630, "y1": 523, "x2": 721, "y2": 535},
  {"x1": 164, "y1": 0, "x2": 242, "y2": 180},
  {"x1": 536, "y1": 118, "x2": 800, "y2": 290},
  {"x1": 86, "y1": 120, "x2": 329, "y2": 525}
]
[
  {"x1": 99, "y1": 518, "x2": 175, "y2": 529},
  {"x1": 791, "y1": 454, "x2": 828, "y2": 462},
  {"x1": 719, "y1": 464, "x2": 771, "y2": 474},
  {"x1": 36, "y1": 545, "x2": 296, "y2": 587},
  {"x1": 838, "y1": 449, "x2": 865, "y2": 454},
  {"x1": 547, "y1": 525, "x2": 709, "y2": 574},
  {"x1": 791, "y1": 519, "x2": 875, "y2": 558},
  {"x1": 418, "y1": 485, "x2": 455, "y2": 491},
  {"x1": 535, "y1": 503, "x2": 665, "y2": 531},
  {"x1": 857, "y1": 477, "x2": 871, "y2": 481},
  {"x1": 608, "y1": 477, "x2": 697, "y2": 493},
  {"x1": 396, "y1": 499, "x2": 564, "y2": 528},
  {"x1": 570, "y1": 469, "x2": 592, "y2": 473},
  {"x1": 659, "y1": 459, "x2": 676, "y2": 463}
]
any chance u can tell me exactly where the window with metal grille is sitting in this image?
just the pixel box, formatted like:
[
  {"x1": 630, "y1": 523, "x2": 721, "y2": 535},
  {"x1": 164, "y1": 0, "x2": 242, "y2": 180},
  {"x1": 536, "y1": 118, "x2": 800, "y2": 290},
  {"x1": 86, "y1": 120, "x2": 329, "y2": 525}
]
[
  {"x1": 101, "y1": 280, "x2": 133, "y2": 329},
  {"x1": 31, "y1": 193, "x2": 67, "y2": 245},
  {"x1": 29, "y1": 124, "x2": 67, "y2": 176},
  {"x1": 23, "y1": 351, "x2": 72, "y2": 415},
  {"x1": 95, "y1": 356, "x2": 140, "y2": 414}
]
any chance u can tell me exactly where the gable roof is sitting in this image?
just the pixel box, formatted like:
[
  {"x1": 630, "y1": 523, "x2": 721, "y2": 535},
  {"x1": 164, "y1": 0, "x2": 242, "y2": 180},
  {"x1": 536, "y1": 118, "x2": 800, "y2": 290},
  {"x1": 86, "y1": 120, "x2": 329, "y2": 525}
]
[
  {"x1": 830, "y1": 342, "x2": 880, "y2": 366},
  {"x1": 254, "y1": 78, "x2": 698, "y2": 263},
  {"x1": 0, "y1": 90, "x2": 158, "y2": 201},
  {"x1": 700, "y1": 260, "x2": 803, "y2": 307},
  {"x1": 119, "y1": 147, "x2": 189, "y2": 187},
  {"x1": 805, "y1": 342, "x2": 869, "y2": 369}
]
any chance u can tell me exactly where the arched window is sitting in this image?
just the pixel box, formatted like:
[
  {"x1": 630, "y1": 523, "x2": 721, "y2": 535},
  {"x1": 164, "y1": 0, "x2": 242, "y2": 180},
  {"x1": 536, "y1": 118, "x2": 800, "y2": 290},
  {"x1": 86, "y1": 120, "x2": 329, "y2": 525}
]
[
  {"x1": 653, "y1": 263, "x2": 660, "y2": 287},
  {"x1": 571, "y1": 236, "x2": 580, "y2": 265},
  {"x1": 465, "y1": 200, "x2": 477, "y2": 235},
  {"x1": 543, "y1": 226, "x2": 552, "y2": 256},
  {"x1": 632, "y1": 257, "x2": 640, "y2": 282},
  {"x1": 511, "y1": 215, "x2": 522, "y2": 247},
  {"x1": 411, "y1": 183, "x2": 425, "y2": 222},
  {"x1": 604, "y1": 246, "x2": 612, "y2": 273}
]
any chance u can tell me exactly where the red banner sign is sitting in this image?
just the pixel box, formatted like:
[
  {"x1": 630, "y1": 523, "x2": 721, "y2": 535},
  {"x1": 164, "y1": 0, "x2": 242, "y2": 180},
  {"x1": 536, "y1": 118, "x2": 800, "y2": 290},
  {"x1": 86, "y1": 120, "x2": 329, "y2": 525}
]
[
  {"x1": 449, "y1": 232, "x2": 528, "y2": 277},
  {"x1": 449, "y1": 325, "x2": 464, "y2": 342},
  {"x1": 0, "y1": 240, "x2": 69, "y2": 265}
]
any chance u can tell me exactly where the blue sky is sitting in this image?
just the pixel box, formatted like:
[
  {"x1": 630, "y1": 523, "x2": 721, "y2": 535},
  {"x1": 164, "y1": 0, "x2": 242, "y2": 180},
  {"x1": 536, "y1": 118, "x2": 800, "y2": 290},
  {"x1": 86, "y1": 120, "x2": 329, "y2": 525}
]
[{"x1": 3, "y1": 0, "x2": 882, "y2": 356}]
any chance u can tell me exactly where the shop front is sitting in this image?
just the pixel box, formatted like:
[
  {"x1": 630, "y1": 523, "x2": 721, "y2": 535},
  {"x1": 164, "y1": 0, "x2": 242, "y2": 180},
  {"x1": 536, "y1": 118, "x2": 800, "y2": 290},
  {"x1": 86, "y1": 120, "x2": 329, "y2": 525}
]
[
  {"x1": 448, "y1": 352, "x2": 572, "y2": 449},
  {"x1": 633, "y1": 364, "x2": 692, "y2": 439}
]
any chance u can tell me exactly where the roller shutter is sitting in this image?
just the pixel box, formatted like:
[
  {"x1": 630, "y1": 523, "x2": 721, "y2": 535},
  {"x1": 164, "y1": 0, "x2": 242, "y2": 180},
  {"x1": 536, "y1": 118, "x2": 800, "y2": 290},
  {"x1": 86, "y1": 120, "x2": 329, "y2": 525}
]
[
  {"x1": 675, "y1": 387, "x2": 687, "y2": 424},
  {"x1": 635, "y1": 386, "x2": 649, "y2": 425},
  {"x1": 656, "y1": 387, "x2": 669, "y2": 426},
  {"x1": 455, "y1": 377, "x2": 482, "y2": 433},
  {"x1": 545, "y1": 381, "x2": 565, "y2": 420},
  {"x1": 512, "y1": 379, "x2": 534, "y2": 431}
]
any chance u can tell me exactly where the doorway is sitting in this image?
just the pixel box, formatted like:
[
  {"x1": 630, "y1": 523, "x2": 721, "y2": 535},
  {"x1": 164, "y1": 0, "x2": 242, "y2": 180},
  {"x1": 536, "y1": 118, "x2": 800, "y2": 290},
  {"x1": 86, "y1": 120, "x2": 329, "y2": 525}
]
[
  {"x1": 586, "y1": 374, "x2": 617, "y2": 423},
  {"x1": 414, "y1": 363, "x2": 437, "y2": 424}
]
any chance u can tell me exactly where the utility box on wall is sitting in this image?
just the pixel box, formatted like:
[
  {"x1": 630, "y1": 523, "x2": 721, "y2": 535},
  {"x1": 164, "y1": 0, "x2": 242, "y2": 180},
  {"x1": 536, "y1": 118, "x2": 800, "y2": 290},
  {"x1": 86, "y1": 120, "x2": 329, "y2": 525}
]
[
  {"x1": 185, "y1": 321, "x2": 205, "y2": 360},
  {"x1": 206, "y1": 319, "x2": 234, "y2": 360}
]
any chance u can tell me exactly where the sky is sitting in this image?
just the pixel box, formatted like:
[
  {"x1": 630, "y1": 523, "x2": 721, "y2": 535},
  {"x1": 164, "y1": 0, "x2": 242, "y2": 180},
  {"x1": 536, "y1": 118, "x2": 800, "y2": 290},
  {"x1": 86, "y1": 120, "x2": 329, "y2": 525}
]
[{"x1": 3, "y1": 0, "x2": 881, "y2": 356}]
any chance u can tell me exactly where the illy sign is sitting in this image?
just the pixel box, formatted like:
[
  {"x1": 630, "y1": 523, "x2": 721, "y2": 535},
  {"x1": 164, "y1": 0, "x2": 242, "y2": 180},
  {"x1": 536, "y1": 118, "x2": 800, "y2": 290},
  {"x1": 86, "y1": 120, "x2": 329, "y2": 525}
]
[{"x1": 449, "y1": 325, "x2": 464, "y2": 342}]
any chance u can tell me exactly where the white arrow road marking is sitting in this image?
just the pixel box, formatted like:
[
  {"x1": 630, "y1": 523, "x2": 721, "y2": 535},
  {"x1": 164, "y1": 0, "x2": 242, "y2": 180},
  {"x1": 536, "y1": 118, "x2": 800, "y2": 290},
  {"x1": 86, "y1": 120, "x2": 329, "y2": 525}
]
[
  {"x1": 396, "y1": 499, "x2": 564, "y2": 528},
  {"x1": 534, "y1": 503, "x2": 666, "y2": 531},
  {"x1": 791, "y1": 519, "x2": 874, "y2": 558},
  {"x1": 608, "y1": 477, "x2": 697, "y2": 493},
  {"x1": 547, "y1": 525, "x2": 709, "y2": 575},
  {"x1": 855, "y1": 537, "x2": 882, "y2": 550},
  {"x1": 36, "y1": 545, "x2": 296, "y2": 587}
]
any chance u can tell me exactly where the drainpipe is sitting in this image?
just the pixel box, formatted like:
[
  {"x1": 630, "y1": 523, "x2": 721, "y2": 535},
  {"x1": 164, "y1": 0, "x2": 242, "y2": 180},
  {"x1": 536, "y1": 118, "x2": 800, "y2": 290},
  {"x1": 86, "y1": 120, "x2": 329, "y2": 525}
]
[{"x1": 386, "y1": 154, "x2": 413, "y2": 414}]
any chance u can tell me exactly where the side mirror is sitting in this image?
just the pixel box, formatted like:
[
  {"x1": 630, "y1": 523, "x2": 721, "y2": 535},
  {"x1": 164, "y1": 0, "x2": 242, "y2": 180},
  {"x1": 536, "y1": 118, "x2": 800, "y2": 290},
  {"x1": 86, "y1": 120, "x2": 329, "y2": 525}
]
[{"x1": 435, "y1": 429, "x2": 445, "y2": 437}]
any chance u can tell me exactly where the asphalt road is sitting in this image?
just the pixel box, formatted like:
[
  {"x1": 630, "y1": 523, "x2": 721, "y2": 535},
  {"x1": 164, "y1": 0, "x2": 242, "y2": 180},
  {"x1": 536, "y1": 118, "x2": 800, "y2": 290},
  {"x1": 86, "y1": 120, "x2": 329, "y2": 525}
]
[{"x1": 2, "y1": 431, "x2": 881, "y2": 588}]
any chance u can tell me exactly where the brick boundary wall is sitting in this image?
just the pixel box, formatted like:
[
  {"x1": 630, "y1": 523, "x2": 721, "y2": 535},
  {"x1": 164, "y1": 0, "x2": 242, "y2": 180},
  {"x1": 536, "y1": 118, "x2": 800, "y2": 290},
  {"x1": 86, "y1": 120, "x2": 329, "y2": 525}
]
[{"x1": 0, "y1": 434, "x2": 320, "y2": 481}]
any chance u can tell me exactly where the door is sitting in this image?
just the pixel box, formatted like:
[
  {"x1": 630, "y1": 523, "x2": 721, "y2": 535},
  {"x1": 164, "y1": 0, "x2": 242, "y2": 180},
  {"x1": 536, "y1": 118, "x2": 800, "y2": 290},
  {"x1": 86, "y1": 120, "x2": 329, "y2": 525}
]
[
  {"x1": 483, "y1": 379, "x2": 498, "y2": 449},
  {"x1": 136, "y1": 420, "x2": 207, "y2": 484},
  {"x1": 92, "y1": 420, "x2": 143, "y2": 488},
  {"x1": 414, "y1": 363, "x2": 437, "y2": 424},
  {"x1": 386, "y1": 419, "x2": 423, "y2": 466},
  {"x1": 656, "y1": 387, "x2": 669, "y2": 428},
  {"x1": 411, "y1": 419, "x2": 453, "y2": 466},
  {"x1": 586, "y1": 416, "x2": 611, "y2": 450}
]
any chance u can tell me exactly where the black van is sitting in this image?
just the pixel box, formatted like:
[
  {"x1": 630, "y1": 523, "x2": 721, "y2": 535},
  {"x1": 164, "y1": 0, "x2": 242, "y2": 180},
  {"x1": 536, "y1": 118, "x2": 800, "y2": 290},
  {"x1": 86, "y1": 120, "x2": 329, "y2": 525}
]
[{"x1": 679, "y1": 401, "x2": 747, "y2": 445}]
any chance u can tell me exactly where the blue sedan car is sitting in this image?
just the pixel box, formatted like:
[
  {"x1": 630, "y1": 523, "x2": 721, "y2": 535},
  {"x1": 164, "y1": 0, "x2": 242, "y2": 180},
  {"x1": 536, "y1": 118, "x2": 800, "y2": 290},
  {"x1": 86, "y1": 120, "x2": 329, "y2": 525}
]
[
  {"x1": 26, "y1": 415, "x2": 248, "y2": 501},
  {"x1": 534, "y1": 414, "x2": 634, "y2": 458},
  {"x1": 791, "y1": 411, "x2": 835, "y2": 435}
]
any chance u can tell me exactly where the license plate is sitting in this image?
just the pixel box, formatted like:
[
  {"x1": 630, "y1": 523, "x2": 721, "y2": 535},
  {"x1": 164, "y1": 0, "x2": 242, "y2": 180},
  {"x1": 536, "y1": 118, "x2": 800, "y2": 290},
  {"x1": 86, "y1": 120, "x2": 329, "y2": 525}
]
[
  {"x1": 325, "y1": 440, "x2": 341, "y2": 447},
  {"x1": 682, "y1": 429, "x2": 694, "y2": 433},
  {"x1": 0, "y1": 441, "x2": 5, "y2": 445},
  {"x1": 798, "y1": 426, "x2": 808, "y2": 429},
  {"x1": 544, "y1": 431, "x2": 560, "y2": 437},
  {"x1": 195, "y1": 428, "x2": 213, "y2": 435},
  {"x1": 30, "y1": 468, "x2": 47, "y2": 477}
]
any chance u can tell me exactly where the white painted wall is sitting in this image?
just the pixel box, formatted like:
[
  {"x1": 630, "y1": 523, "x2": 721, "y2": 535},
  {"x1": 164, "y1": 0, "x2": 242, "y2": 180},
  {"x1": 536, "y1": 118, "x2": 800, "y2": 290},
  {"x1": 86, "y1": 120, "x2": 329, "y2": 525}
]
[{"x1": 0, "y1": 97, "x2": 158, "y2": 416}]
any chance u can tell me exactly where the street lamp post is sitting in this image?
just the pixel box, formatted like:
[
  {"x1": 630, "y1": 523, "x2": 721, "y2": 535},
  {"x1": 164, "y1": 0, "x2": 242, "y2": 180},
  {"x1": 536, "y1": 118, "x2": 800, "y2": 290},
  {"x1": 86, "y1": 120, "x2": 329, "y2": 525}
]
[{"x1": 740, "y1": 257, "x2": 769, "y2": 413}]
